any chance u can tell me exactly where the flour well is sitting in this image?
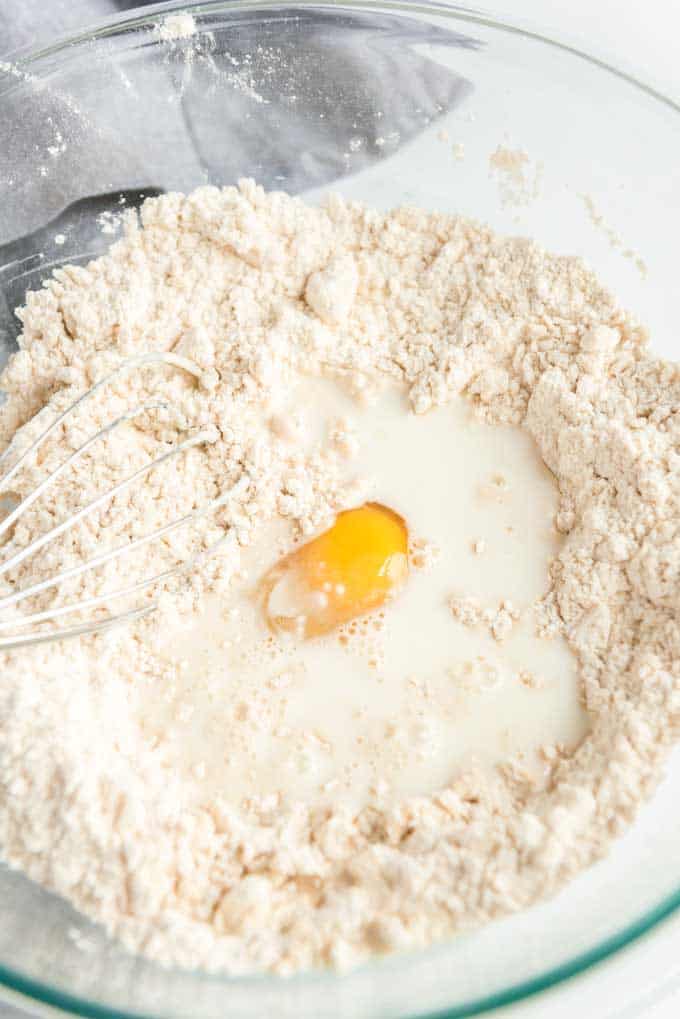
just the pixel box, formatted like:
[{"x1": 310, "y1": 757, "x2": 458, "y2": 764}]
[
  {"x1": 153, "y1": 380, "x2": 585, "y2": 808},
  {"x1": 0, "y1": 181, "x2": 678, "y2": 975}
]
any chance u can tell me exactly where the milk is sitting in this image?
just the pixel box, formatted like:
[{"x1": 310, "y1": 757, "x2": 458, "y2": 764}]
[{"x1": 144, "y1": 380, "x2": 588, "y2": 808}]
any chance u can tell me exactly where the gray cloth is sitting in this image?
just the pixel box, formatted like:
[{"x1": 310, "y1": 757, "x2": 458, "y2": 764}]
[
  {"x1": 0, "y1": 1, "x2": 149, "y2": 53},
  {"x1": 0, "y1": 1, "x2": 477, "y2": 240}
]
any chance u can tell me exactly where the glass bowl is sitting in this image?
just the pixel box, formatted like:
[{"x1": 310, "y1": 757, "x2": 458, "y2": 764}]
[{"x1": 1, "y1": 2, "x2": 680, "y2": 1016}]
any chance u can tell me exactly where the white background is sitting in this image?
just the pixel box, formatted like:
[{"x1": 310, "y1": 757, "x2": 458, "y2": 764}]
[
  {"x1": 1, "y1": 1, "x2": 679, "y2": 1017},
  {"x1": 493, "y1": 0, "x2": 680, "y2": 101}
]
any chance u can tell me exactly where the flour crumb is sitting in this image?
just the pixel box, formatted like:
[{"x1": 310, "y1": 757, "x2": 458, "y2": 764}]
[
  {"x1": 448, "y1": 595, "x2": 521, "y2": 642},
  {"x1": 517, "y1": 669, "x2": 545, "y2": 690},
  {"x1": 154, "y1": 12, "x2": 197, "y2": 41},
  {"x1": 580, "y1": 193, "x2": 648, "y2": 278},
  {"x1": 305, "y1": 255, "x2": 359, "y2": 326},
  {"x1": 410, "y1": 537, "x2": 441, "y2": 570},
  {"x1": 447, "y1": 593, "x2": 483, "y2": 627},
  {"x1": 490, "y1": 601, "x2": 521, "y2": 642},
  {"x1": 489, "y1": 145, "x2": 543, "y2": 208},
  {"x1": 96, "y1": 210, "x2": 123, "y2": 236},
  {"x1": 448, "y1": 656, "x2": 502, "y2": 692},
  {"x1": 328, "y1": 418, "x2": 359, "y2": 458}
]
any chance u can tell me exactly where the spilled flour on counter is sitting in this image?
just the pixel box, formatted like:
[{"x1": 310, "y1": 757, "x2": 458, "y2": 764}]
[{"x1": 0, "y1": 181, "x2": 679, "y2": 974}]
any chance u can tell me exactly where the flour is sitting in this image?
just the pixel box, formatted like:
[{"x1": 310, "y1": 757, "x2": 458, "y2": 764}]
[
  {"x1": 154, "y1": 13, "x2": 197, "y2": 42},
  {"x1": 580, "y1": 192, "x2": 648, "y2": 279},
  {"x1": 439, "y1": 130, "x2": 465, "y2": 163},
  {"x1": 489, "y1": 144, "x2": 543, "y2": 209},
  {"x1": 0, "y1": 180, "x2": 678, "y2": 975},
  {"x1": 448, "y1": 594, "x2": 521, "y2": 642}
]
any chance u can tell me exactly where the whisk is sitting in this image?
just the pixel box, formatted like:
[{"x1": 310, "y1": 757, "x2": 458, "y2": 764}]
[{"x1": 0, "y1": 352, "x2": 241, "y2": 652}]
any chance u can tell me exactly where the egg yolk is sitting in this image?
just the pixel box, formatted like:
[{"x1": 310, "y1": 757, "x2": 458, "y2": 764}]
[{"x1": 260, "y1": 502, "x2": 409, "y2": 638}]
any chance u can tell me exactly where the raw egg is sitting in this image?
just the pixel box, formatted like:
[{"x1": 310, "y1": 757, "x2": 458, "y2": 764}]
[{"x1": 260, "y1": 502, "x2": 409, "y2": 638}]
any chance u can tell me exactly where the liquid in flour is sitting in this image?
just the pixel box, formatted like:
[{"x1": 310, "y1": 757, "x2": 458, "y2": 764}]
[{"x1": 144, "y1": 379, "x2": 588, "y2": 807}]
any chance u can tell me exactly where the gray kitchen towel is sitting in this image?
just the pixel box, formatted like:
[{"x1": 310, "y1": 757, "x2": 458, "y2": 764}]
[
  {"x1": 0, "y1": 1, "x2": 477, "y2": 240},
  {"x1": 0, "y1": 0, "x2": 152, "y2": 53},
  {"x1": 0, "y1": 0, "x2": 89, "y2": 50}
]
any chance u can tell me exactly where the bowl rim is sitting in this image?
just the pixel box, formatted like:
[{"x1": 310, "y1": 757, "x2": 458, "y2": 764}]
[
  {"x1": 8, "y1": 0, "x2": 680, "y2": 117},
  {"x1": 1, "y1": 2, "x2": 680, "y2": 1017},
  {"x1": 2, "y1": 894, "x2": 680, "y2": 1019}
]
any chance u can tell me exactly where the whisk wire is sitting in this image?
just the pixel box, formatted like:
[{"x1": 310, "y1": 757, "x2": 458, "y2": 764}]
[
  {"x1": 0, "y1": 474, "x2": 247, "y2": 616},
  {"x1": 0, "y1": 399, "x2": 169, "y2": 545},
  {"x1": 0, "y1": 353, "x2": 236, "y2": 651},
  {"x1": 0, "y1": 529, "x2": 237, "y2": 652},
  {"x1": 0, "y1": 351, "x2": 203, "y2": 490},
  {"x1": 0, "y1": 427, "x2": 215, "y2": 580}
]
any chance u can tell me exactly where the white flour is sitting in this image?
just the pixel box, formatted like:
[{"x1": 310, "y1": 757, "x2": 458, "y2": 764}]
[
  {"x1": 580, "y1": 192, "x2": 649, "y2": 279},
  {"x1": 488, "y1": 144, "x2": 543, "y2": 209},
  {"x1": 154, "y1": 13, "x2": 197, "y2": 42},
  {"x1": 0, "y1": 180, "x2": 678, "y2": 974}
]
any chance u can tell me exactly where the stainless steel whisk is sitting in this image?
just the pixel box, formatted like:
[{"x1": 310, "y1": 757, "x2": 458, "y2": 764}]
[{"x1": 0, "y1": 352, "x2": 240, "y2": 652}]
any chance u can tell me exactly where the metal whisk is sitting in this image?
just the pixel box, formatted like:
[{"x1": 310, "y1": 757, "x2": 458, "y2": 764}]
[{"x1": 0, "y1": 352, "x2": 239, "y2": 652}]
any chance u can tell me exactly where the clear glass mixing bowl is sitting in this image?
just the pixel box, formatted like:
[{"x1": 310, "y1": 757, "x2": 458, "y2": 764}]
[{"x1": 1, "y1": 2, "x2": 680, "y2": 1016}]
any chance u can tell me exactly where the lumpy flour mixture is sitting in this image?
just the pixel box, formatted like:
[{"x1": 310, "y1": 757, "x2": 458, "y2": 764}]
[{"x1": 0, "y1": 180, "x2": 678, "y2": 974}]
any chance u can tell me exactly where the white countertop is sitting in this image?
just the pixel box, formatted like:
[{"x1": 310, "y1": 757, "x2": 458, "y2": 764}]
[{"x1": 1, "y1": 1, "x2": 679, "y2": 1017}]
